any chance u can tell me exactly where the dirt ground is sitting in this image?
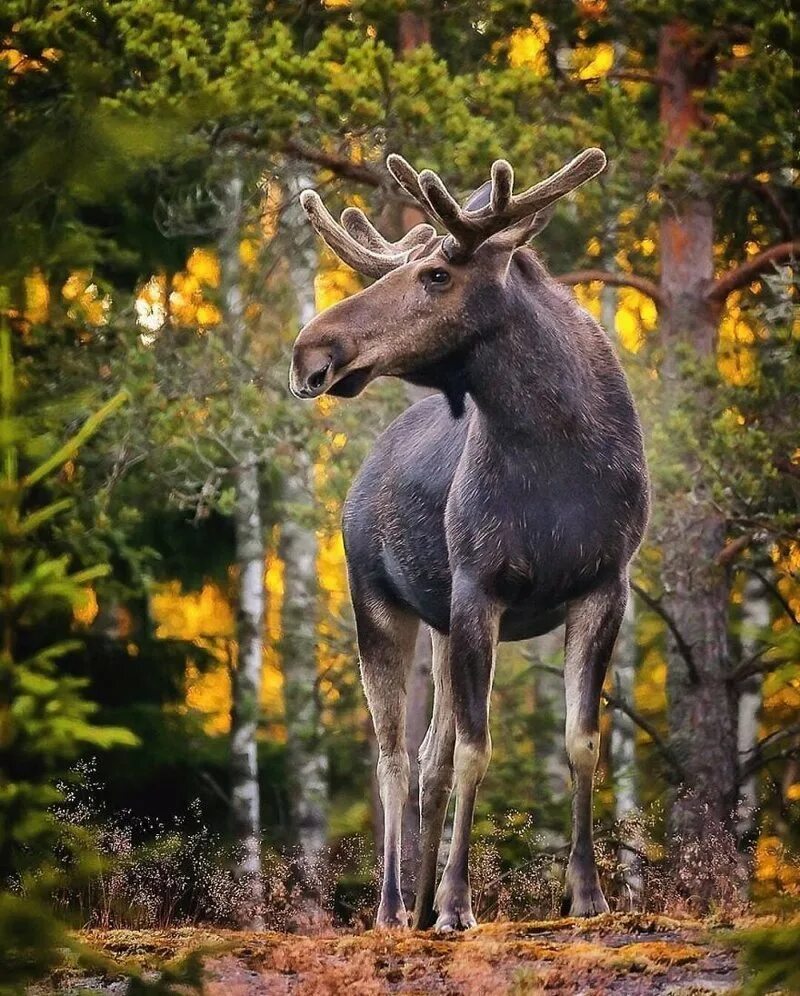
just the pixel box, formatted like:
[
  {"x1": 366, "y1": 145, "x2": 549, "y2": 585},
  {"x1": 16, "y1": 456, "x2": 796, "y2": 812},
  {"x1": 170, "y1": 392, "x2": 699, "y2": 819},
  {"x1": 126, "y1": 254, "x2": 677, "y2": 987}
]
[{"x1": 43, "y1": 913, "x2": 771, "y2": 995}]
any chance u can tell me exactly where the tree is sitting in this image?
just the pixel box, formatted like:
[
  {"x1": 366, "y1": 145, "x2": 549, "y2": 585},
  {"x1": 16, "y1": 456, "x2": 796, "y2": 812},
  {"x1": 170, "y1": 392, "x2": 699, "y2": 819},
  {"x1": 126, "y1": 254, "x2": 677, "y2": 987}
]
[{"x1": 281, "y1": 168, "x2": 330, "y2": 870}]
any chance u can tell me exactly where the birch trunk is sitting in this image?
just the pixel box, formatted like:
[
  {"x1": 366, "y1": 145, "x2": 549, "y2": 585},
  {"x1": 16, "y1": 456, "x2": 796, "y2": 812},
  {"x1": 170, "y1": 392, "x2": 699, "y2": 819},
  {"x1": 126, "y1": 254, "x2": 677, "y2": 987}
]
[
  {"x1": 222, "y1": 173, "x2": 266, "y2": 926},
  {"x1": 736, "y1": 575, "x2": 769, "y2": 844},
  {"x1": 530, "y1": 627, "x2": 569, "y2": 850},
  {"x1": 610, "y1": 597, "x2": 643, "y2": 901},
  {"x1": 401, "y1": 625, "x2": 432, "y2": 905},
  {"x1": 281, "y1": 170, "x2": 328, "y2": 866}
]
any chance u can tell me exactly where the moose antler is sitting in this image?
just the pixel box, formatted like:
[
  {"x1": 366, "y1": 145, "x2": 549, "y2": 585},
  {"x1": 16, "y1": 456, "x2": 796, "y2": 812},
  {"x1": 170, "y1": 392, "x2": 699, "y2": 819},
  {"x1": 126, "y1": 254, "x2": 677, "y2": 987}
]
[
  {"x1": 386, "y1": 148, "x2": 607, "y2": 260},
  {"x1": 300, "y1": 148, "x2": 606, "y2": 274},
  {"x1": 299, "y1": 190, "x2": 436, "y2": 278}
]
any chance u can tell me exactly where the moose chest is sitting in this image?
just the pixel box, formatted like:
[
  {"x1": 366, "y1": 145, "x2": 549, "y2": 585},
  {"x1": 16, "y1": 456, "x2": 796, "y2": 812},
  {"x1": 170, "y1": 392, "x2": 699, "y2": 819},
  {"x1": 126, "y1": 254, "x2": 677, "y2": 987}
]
[{"x1": 444, "y1": 428, "x2": 617, "y2": 613}]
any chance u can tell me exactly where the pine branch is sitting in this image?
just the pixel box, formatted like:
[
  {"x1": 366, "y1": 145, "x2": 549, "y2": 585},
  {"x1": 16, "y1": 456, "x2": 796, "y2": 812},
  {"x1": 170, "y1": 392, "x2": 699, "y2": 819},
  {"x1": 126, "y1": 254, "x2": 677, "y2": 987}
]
[
  {"x1": 630, "y1": 582, "x2": 700, "y2": 684},
  {"x1": 556, "y1": 269, "x2": 664, "y2": 307},
  {"x1": 577, "y1": 69, "x2": 672, "y2": 87},
  {"x1": 707, "y1": 241, "x2": 800, "y2": 302},
  {"x1": 285, "y1": 137, "x2": 385, "y2": 188}
]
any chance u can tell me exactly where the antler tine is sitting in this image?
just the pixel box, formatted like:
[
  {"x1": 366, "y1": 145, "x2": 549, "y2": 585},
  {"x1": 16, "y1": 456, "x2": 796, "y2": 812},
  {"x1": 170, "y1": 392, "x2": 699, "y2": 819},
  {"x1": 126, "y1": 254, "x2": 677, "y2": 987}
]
[
  {"x1": 489, "y1": 160, "x2": 514, "y2": 213},
  {"x1": 506, "y1": 148, "x2": 607, "y2": 217},
  {"x1": 383, "y1": 148, "x2": 606, "y2": 259},
  {"x1": 386, "y1": 154, "x2": 448, "y2": 228},
  {"x1": 340, "y1": 206, "x2": 436, "y2": 254},
  {"x1": 417, "y1": 169, "x2": 473, "y2": 242},
  {"x1": 300, "y1": 190, "x2": 407, "y2": 278}
]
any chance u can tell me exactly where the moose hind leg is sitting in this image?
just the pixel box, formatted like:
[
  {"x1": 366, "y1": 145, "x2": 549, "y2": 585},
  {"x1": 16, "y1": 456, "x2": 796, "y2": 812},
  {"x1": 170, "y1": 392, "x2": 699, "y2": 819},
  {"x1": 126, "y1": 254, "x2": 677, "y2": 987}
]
[
  {"x1": 562, "y1": 574, "x2": 628, "y2": 917},
  {"x1": 413, "y1": 629, "x2": 455, "y2": 929},
  {"x1": 355, "y1": 591, "x2": 419, "y2": 928}
]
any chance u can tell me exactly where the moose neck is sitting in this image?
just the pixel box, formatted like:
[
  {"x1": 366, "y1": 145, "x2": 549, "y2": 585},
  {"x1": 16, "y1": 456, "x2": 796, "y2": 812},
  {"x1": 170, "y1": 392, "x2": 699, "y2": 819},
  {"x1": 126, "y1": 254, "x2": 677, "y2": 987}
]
[{"x1": 461, "y1": 258, "x2": 596, "y2": 445}]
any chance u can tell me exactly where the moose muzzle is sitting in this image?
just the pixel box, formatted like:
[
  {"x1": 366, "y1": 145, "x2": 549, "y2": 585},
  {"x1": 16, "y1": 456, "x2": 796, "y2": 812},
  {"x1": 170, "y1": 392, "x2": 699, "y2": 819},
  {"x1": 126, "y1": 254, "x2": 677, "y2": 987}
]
[{"x1": 289, "y1": 345, "x2": 335, "y2": 399}]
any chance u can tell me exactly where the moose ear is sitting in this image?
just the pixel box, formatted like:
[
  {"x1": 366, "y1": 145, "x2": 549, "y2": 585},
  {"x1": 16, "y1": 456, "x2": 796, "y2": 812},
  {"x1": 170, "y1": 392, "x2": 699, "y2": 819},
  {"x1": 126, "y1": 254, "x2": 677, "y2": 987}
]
[
  {"x1": 462, "y1": 179, "x2": 492, "y2": 213},
  {"x1": 489, "y1": 205, "x2": 556, "y2": 252}
]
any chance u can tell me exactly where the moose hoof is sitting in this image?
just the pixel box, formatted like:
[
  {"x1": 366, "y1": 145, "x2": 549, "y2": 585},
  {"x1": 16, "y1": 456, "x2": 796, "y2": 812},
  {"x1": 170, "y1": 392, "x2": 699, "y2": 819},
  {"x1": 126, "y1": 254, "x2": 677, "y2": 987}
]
[
  {"x1": 376, "y1": 899, "x2": 409, "y2": 929},
  {"x1": 562, "y1": 886, "x2": 610, "y2": 918},
  {"x1": 434, "y1": 906, "x2": 478, "y2": 933}
]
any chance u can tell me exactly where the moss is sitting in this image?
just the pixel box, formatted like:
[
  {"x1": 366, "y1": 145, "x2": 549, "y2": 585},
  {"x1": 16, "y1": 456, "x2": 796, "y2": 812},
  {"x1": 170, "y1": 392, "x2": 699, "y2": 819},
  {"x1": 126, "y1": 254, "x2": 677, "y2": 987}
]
[{"x1": 70, "y1": 914, "x2": 754, "y2": 994}]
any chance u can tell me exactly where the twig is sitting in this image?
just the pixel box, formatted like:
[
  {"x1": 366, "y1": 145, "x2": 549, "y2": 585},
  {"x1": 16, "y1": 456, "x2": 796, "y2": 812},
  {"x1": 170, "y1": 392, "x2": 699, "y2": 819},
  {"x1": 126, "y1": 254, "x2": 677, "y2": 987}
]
[
  {"x1": 630, "y1": 582, "x2": 700, "y2": 684},
  {"x1": 602, "y1": 688, "x2": 685, "y2": 782},
  {"x1": 739, "y1": 566, "x2": 799, "y2": 626}
]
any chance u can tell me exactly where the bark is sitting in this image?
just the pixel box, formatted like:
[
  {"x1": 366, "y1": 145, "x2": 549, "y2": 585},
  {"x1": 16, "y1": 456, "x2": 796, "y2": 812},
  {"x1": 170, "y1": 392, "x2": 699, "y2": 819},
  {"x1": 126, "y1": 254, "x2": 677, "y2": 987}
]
[
  {"x1": 530, "y1": 627, "x2": 570, "y2": 849},
  {"x1": 610, "y1": 598, "x2": 643, "y2": 901},
  {"x1": 657, "y1": 23, "x2": 740, "y2": 877},
  {"x1": 736, "y1": 575, "x2": 769, "y2": 845},
  {"x1": 222, "y1": 172, "x2": 266, "y2": 927},
  {"x1": 397, "y1": 11, "x2": 431, "y2": 236},
  {"x1": 401, "y1": 625, "x2": 432, "y2": 906},
  {"x1": 230, "y1": 457, "x2": 267, "y2": 926},
  {"x1": 281, "y1": 170, "x2": 329, "y2": 867}
]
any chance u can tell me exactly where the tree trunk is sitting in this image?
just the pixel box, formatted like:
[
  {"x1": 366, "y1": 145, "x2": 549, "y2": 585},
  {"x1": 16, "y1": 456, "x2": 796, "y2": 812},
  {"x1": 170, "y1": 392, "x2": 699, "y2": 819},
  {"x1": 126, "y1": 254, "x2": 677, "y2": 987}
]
[
  {"x1": 530, "y1": 627, "x2": 570, "y2": 848},
  {"x1": 401, "y1": 625, "x2": 432, "y2": 907},
  {"x1": 736, "y1": 575, "x2": 769, "y2": 845},
  {"x1": 222, "y1": 172, "x2": 266, "y2": 927},
  {"x1": 610, "y1": 597, "x2": 643, "y2": 902},
  {"x1": 392, "y1": 6, "x2": 435, "y2": 889},
  {"x1": 658, "y1": 24, "x2": 739, "y2": 887},
  {"x1": 230, "y1": 456, "x2": 267, "y2": 927},
  {"x1": 281, "y1": 170, "x2": 328, "y2": 867}
]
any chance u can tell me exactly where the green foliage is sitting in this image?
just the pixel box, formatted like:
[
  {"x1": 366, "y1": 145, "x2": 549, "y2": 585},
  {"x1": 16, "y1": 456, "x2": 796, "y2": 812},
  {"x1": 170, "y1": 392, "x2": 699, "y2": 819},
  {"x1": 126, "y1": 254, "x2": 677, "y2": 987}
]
[
  {"x1": 726, "y1": 921, "x2": 800, "y2": 996},
  {"x1": 0, "y1": 304, "x2": 136, "y2": 989},
  {"x1": 0, "y1": 892, "x2": 70, "y2": 996}
]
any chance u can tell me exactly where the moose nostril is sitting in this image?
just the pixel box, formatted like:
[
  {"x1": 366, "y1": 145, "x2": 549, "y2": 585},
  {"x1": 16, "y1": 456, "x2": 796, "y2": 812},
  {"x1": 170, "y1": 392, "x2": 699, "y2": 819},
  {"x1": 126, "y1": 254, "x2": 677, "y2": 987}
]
[{"x1": 307, "y1": 360, "x2": 331, "y2": 391}]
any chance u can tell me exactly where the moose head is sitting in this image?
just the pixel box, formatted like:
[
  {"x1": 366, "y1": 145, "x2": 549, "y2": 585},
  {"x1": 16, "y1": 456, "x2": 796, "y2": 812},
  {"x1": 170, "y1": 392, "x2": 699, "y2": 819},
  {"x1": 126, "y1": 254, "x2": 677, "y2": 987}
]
[{"x1": 289, "y1": 148, "x2": 606, "y2": 408}]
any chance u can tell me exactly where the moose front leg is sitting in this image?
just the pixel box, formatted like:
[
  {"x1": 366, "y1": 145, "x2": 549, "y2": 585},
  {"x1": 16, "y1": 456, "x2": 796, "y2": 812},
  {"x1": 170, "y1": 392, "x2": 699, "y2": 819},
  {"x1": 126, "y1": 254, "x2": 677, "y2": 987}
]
[
  {"x1": 433, "y1": 572, "x2": 499, "y2": 932},
  {"x1": 562, "y1": 574, "x2": 628, "y2": 917},
  {"x1": 354, "y1": 592, "x2": 419, "y2": 928}
]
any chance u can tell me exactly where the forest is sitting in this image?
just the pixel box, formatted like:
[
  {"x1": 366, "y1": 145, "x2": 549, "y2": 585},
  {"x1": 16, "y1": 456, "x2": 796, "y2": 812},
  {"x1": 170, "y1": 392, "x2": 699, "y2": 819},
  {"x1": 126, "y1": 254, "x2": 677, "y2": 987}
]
[{"x1": 1, "y1": 1, "x2": 798, "y2": 993}]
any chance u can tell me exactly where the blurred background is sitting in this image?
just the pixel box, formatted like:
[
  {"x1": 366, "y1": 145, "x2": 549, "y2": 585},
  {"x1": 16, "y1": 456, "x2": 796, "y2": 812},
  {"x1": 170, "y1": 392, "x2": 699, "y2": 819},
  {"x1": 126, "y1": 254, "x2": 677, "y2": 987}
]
[{"x1": 1, "y1": 0, "x2": 797, "y2": 941}]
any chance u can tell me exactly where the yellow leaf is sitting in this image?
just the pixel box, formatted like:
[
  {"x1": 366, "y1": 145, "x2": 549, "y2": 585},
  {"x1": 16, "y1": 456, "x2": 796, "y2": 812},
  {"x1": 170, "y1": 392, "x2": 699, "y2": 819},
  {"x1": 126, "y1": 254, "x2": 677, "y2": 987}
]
[
  {"x1": 24, "y1": 270, "x2": 49, "y2": 324},
  {"x1": 187, "y1": 248, "x2": 220, "y2": 288},
  {"x1": 506, "y1": 15, "x2": 550, "y2": 75}
]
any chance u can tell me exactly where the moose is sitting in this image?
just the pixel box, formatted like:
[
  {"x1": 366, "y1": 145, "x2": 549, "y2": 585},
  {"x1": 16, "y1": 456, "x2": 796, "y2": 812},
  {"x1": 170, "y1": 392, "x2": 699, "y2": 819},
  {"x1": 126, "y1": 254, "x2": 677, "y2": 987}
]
[{"x1": 289, "y1": 148, "x2": 649, "y2": 932}]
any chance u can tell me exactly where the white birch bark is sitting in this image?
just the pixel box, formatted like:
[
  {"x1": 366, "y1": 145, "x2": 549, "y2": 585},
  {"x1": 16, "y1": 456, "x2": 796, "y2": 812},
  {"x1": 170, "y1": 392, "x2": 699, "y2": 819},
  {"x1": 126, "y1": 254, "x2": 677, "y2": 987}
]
[
  {"x1": 280, "y1": 169, "x2": 328, "y2": 866},
  {"x1": 529, "y1": 627, "x2": 569, "y2": 854},
  {"x1": 222, "y1": 173, "x2": 266, "y2": 926},
  {"x1": 401, "y1": 625, "x2": 432, "y2": 903},
  {"x1": 736, "y1": 574, "x2": 769, "y2": 843},
  {"x1": 610, "y1": 596, "x2": 643, "y2": 902}
]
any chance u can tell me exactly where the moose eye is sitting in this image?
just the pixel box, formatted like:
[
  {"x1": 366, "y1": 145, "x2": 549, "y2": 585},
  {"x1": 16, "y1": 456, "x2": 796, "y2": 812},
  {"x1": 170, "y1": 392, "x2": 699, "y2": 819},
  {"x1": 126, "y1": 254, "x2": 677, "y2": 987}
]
[{"x1": 424, "y1": 268, "x2": 451, "y2": 288}]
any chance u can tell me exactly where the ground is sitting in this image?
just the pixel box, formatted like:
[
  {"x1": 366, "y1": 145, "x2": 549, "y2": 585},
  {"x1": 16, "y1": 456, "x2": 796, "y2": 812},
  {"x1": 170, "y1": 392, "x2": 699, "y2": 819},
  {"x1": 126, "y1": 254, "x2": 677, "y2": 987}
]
[{"x1": 41, "y1": 913, "x2": 772, "y2": 995}]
